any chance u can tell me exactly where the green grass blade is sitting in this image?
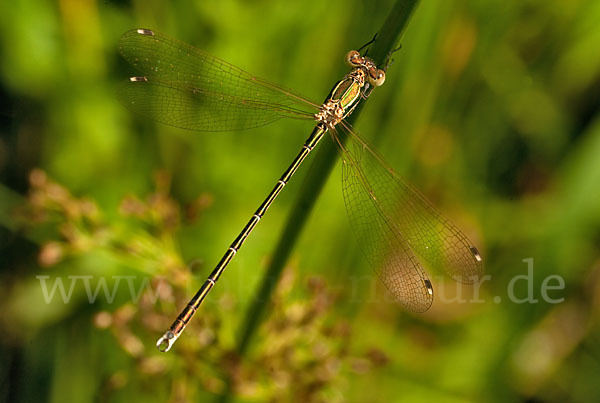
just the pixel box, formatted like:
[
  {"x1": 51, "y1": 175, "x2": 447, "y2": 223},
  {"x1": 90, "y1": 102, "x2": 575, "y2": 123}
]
[{"x1": 219, "y1": 0, "x2": 421, "y2": 401}]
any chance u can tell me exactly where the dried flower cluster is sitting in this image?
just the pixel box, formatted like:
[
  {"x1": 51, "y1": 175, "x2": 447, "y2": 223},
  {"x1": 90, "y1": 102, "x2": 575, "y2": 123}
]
[{"x1": 24, "y1": 169, "x2": 388, "y2": 402}]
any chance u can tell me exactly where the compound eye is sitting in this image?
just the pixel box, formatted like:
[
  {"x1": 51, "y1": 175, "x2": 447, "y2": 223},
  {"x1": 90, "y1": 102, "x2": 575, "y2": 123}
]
[
  {"x1": 368, "y1": 68, "x2": 386, "y2": 86},
  {"x1": 345, "y1": 50, "x2": 362, "y2": 67}
]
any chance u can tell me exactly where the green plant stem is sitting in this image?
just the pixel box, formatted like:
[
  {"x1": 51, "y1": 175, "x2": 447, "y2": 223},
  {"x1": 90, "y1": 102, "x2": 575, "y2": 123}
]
[{"x1": 218, "y1": 0, "x2": 419, "y2": 400}]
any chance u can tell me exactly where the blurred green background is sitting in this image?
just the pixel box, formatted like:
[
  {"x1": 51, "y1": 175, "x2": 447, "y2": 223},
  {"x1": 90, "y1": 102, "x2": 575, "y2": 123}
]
[{"x1": 1, "y1": 0, "x2": 599, "y2": 402}]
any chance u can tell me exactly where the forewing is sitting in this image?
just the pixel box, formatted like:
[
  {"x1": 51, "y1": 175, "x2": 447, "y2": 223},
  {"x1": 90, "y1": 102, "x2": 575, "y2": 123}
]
[
  {"x1": 339, "y1": 121, "x2": 483, "y2": 284},
  {"x1": 335, "y1": 128, "x2": 434, "y2": 312},
  {"x1": 118, "y1": 29, "x2": 316, "y2": 131}
]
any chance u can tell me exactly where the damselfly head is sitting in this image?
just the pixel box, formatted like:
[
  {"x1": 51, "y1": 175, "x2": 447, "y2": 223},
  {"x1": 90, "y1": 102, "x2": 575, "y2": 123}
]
[
  {"x1": 367, "y1": 68, "x2": 385, "y2": 87},
  {"x1": 345, "y1": 50, "x2": 363, "y2": 67},
  {"x1": 346, "y1": 50, "x2": 385, "y2": 87}
]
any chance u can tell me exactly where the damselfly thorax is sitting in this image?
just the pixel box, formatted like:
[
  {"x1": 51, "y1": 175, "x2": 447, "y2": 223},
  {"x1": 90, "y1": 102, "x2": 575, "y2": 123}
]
[{"x1": 316, "y1": 50, "x2": 385, "y2": 129}]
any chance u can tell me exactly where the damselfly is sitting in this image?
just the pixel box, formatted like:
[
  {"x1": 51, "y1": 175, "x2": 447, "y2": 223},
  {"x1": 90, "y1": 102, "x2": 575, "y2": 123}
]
[{"x1": 117, "y1": 29, "x2": 483, "y2": 352}]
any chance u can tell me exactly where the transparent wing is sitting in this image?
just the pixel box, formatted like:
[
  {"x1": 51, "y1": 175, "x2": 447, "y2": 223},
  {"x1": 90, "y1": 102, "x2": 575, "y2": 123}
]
[
  {"x1": 117, "y1": 29, "x2": 317, "y2": 131},
  {"x1": 334, "y1": 128, "x2": 433, "y2": 312},
  {"x1": 337, "y1": 121, "x2": 483, "y2": 290}
]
